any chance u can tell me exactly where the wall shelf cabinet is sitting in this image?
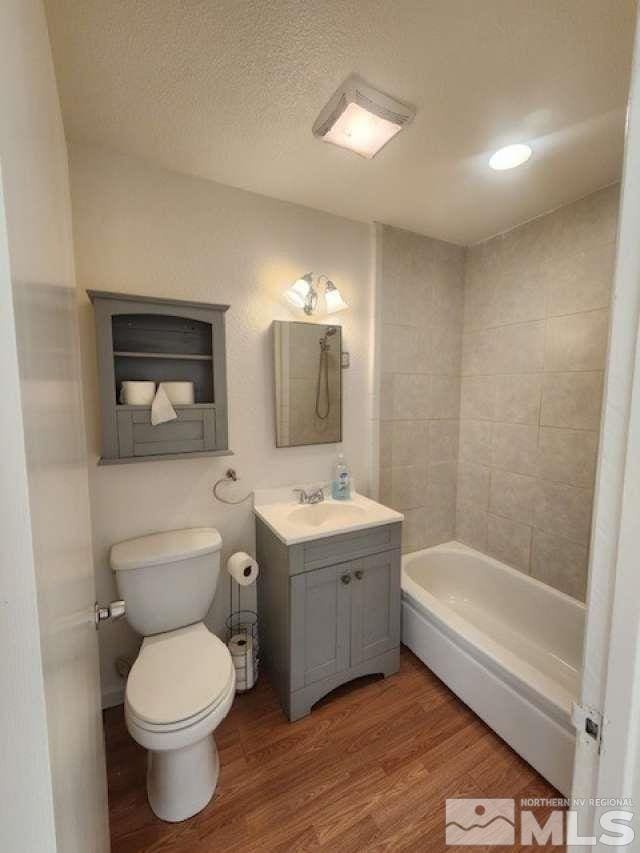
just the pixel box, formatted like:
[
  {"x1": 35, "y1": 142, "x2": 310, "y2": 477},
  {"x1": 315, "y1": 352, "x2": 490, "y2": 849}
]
[
  {"x1": 89, "y1": 290, "x2": 231, "y2": 464},
  {"x1": 113, "y1": 351, "x2": 214, "y2": 361}
]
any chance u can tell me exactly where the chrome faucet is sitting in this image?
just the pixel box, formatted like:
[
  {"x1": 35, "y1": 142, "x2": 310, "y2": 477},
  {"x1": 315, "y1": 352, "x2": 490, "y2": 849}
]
[{"x1": 293, "y1": 486, "x2": 325, "y2": 505}]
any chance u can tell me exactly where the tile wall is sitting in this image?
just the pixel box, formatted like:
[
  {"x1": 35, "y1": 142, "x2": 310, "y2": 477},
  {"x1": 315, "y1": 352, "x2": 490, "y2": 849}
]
[
  {"x1": 456, "y1": 185, "x2": 619, "y2": 599},
  {"x1": 378, "y1": 225, "x2": 465, "y2": 552}
]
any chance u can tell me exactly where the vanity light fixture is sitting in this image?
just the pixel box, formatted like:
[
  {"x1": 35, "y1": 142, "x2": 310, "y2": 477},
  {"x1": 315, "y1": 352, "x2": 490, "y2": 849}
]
[
  {"x1": 284, "y1": 273, "x2": 349, "y2": 316},
  {"x1": 284, "y1": 273, "x2": 315, "y2": 312},
  {"x1": 313, "y1": 74, "x2": 415, "y2": 159},
  {"x1": 489, "y1": 143, "x2": 533, "y2": 171}
]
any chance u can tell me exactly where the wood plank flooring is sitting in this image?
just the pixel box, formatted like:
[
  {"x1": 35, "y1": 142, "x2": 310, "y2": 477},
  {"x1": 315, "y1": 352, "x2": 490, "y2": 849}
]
[{"x1": 105, "y1": 646, "x2": 565, "y2": 851}]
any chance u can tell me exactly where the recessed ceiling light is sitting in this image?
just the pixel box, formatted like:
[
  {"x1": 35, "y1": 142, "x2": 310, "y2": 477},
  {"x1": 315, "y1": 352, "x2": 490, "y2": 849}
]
[
  {"x1": 489, "y1": 143, "x2": 533, "y2": 171},
  {"x1": 313, "y1": 74, "x2": 415, "y2": 159}
]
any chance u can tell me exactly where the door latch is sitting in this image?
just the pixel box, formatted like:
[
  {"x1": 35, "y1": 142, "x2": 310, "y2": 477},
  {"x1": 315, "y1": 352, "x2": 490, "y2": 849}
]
[
  {"x1": 572, "y1": 701, "x2": 604, "y2": 753},
  {"x1": 94, "y1": 600, "x2": 126, "y2": 629}
]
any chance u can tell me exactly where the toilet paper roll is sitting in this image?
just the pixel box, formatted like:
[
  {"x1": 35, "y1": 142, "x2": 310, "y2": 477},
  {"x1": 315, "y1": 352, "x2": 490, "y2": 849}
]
[
  {"x1": 228, "y1": 634, "x2": 255, "y2": 689},
  {"x1": 119, "y1": 380, "x2": 156, "y2": 406},
  {"x1": 159, "y1": 381, "x2": 195, "y2": 405},
  {"x1": 227, "y1": 552, "x2": 259, "y2": 586}
]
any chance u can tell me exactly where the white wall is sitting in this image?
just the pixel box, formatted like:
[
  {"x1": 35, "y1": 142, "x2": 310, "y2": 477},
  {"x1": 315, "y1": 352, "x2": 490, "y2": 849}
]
[
  {"x1": 68, "y1": 144, "x2": 375, "y2": 704},
  {"x1": 0, "y1": 1, "x2": 108, "y2": 851}
]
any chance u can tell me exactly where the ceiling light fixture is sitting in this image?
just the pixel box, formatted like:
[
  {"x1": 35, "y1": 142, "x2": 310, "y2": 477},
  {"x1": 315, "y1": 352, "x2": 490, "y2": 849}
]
[
  {"x1": 284, "y1": 273, "x2": 349, "y2": 316},
  {"x1": 313, "y1": 74, "x2": 415, "y2": 159},
  {"x1": 489, "y1": 143, "x2": 533, "y2": 171}
]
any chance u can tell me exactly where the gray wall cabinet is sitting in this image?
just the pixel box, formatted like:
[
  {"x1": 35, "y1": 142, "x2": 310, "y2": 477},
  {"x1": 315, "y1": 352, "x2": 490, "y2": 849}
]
[
  {"x1": 88, "y1": 290, "x2": 231, "y2": 464},
  {"x1": 256, "y1": 519, "x2": 401, "y2": 721}
]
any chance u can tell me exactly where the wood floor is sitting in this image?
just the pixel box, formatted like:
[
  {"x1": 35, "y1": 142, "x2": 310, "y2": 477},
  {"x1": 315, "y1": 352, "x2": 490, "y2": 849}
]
[{"x1": 105, "y1": 646, "x2": 564, "y2": 852}]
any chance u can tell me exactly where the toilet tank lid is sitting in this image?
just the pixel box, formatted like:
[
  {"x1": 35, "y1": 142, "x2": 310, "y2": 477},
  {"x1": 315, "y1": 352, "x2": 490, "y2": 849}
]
[{"x1": 110, "y1": 527, "x2": 222, "y2": 572}]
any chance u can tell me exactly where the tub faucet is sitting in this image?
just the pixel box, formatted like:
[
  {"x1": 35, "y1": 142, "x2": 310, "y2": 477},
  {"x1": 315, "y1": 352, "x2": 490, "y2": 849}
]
[{"x1": 293, "y1": 486, "x2": 325, "y2": 505}]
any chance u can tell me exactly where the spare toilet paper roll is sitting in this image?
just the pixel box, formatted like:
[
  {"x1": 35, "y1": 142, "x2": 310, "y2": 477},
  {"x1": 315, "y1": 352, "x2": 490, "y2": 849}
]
[
  {"x1": 226, "y1": 552, "x2": 259, "y2": 586},
  {"x1": 151, "y1": 384, "x2": 177, "y2": 426},
  {"x1": 228, "y1": 634, "x2": 255, "y2": 690},
  {"x1": 159, "y1": 381, "x2": 195, "y2": 405},
  {"x1": 119, "y1": 380, "x2": 156, "y2": 406}
]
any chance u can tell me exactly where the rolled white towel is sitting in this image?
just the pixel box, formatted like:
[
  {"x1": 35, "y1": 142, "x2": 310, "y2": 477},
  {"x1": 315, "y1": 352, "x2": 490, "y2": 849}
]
[
  {"x1": 159, "y1": 381, "x2": 195, "y2": 405},
  {"x1": 119, "y1": 381, "x2": 156, "y2": 406}
]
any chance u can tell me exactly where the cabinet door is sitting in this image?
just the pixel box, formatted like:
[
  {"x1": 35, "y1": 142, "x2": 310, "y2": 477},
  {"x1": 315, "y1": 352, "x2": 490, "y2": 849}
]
[
  {"x1": 350, "y1": 550, "x2": 401, "y2": 666},
  {"x1": 290, "y1": 563, "x2": 352, "y2": 689}
]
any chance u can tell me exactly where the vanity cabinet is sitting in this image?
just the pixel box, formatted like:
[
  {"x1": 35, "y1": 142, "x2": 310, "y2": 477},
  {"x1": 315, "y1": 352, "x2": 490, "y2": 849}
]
[{"x1": 257, "y1": 519, "x2": 401, "y2": 721}]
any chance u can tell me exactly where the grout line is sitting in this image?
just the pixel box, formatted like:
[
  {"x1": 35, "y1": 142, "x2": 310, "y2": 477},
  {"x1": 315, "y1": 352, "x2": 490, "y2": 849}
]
[
  {"x1": 457, "y1": 458, "x2": 595, "y2": 494},
  {"x1": 459, "y1": 417, "x2": 598, "y2": 434},
  {"x1": 461, "y1": 369, "x2": 604, "y2": 377},
  {"x1": 462, "y1": 304, "x2": 610, "y2": 336},
  {"x1": 455, "y1": 499, "x2": 591, "y2": 551}
]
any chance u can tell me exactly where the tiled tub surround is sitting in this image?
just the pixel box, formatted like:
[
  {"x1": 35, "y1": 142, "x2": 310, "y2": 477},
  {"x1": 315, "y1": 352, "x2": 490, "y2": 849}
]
[
  {"x1": 456, "y1": 185, "x2": 618, "y2": 600},
  {"x1": 378, "y1": 226, "x2": 465, "y2": 554}
]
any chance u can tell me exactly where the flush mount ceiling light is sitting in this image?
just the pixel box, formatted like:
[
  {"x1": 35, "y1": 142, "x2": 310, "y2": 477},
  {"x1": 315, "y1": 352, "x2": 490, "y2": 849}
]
[
  {"x1": 284, "y1": 273, "x2": 349, "y2": 316},
  {"x1": 489, "y1": 143, "x2": 533, "y2": 171},
  {"x1": 313, "y1": 74, "x2": 415, "y2": 159}
]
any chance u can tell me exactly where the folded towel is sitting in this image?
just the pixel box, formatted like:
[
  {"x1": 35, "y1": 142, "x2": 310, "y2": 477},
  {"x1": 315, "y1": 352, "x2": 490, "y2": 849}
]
[{"x1": 151, "y1": 385, "x2": 177, "y2": 426}]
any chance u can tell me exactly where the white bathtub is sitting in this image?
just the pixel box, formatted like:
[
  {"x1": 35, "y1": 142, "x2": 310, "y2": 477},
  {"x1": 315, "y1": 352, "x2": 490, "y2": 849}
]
[{"x1": 401, "y1": 542, "x2": 585, "y2": 795}]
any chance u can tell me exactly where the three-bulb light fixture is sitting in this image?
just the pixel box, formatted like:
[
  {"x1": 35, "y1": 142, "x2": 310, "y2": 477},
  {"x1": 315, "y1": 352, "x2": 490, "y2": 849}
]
[{"x1": 284, "y1": 273, "x2": 349, "y2": 316}]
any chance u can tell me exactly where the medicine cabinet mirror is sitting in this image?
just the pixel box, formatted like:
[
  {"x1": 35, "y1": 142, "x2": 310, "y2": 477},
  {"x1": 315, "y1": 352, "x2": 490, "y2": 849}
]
[{"x1": 273, "y1": 321, "x2": 342, "y2": 447}]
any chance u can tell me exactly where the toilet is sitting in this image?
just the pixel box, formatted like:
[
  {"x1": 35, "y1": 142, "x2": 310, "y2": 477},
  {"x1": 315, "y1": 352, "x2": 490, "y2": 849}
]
[{"x1": 110, "y1": 527, "x2": 235, "y2": 823}]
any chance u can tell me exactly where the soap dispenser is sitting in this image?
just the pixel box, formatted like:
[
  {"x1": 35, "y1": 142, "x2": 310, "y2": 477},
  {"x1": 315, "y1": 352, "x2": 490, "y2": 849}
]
[{"x1": 331, "y1": 453, "x2": 352, "y2": 500}]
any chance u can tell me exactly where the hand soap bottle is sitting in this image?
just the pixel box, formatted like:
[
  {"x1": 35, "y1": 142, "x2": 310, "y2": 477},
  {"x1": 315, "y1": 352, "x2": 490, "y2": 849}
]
[{"x1": 331, "y1": 453, "x2": 352, "y2": 500}]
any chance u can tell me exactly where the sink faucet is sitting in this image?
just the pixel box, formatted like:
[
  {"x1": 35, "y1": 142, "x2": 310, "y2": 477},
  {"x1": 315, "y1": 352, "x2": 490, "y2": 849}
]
[{"x1": 293, "y1": 486, "x2": 325, "y2": 505}]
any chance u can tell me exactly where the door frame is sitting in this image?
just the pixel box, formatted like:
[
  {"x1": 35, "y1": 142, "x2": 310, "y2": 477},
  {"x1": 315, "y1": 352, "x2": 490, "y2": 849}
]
[
  {"x1": 571, "y1": 12, "x2": 640, "y2": 843},
  {"x1": 0, "y1": 163, "x2": 58, "y2": 851}
]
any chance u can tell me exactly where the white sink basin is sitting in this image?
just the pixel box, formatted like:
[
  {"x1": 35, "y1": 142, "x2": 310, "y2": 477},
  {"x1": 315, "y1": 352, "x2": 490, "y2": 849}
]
[
  {"x1": 287, "y1": 502, "x2": 368, "y2": 528},
  {"x1": 253, "y1": 490, "x2": 404, "y2": 545}
]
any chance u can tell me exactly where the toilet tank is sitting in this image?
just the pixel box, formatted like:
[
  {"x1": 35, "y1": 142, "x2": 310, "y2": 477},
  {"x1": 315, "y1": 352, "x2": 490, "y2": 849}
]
[{"x1": 110, "y1": 528, "x2": 223, "y2": 636}]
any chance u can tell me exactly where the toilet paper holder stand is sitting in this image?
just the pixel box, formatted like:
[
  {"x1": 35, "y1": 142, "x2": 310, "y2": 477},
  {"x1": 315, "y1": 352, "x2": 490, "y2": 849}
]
[
  {"x1": 225, "y1": 607, "x2": 258, "y2": 693},
  {"x1": 225, "y1": 544, "x2": 259, "y2": 692}
]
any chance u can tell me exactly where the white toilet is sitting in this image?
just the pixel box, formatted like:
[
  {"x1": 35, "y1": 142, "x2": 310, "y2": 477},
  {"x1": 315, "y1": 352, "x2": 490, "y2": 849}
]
[{"x1": 110, "y1": 527, "x2": 235, "y2": 823}]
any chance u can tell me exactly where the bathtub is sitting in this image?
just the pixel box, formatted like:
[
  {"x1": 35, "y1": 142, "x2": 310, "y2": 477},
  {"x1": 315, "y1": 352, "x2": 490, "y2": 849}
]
[{"x1": 401, "y1": 542, "x2": 585, "y2": 795}]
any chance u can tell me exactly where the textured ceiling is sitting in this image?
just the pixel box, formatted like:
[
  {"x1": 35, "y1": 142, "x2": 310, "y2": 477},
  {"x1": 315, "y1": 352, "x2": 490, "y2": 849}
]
[{"x1": 45, "y1": 0, "x2": 637, "y2": 244}]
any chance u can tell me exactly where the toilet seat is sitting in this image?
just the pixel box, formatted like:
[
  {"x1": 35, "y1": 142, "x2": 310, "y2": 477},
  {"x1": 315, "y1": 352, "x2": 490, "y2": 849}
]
[{"x1": 126, "y1": 622, "x2": 234, "y2": 731}]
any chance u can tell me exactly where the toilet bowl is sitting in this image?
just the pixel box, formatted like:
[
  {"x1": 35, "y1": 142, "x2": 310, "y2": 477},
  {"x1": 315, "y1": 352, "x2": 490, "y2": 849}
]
[
  {"x1": 124, "y1": 622, "x2": 235, "y2": 822},
  {"x1": 110, "y1": 527, "x2": 234, "y2": 822}
]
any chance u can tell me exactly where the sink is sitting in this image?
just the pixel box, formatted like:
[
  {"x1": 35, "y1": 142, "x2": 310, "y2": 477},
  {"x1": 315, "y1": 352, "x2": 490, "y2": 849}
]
[
  {"x1": 253, "y1": 489, "x2": 404, "y2": 545},
  {"x1": 287, "y1": 502, "x2": 368, "y2": 528}
]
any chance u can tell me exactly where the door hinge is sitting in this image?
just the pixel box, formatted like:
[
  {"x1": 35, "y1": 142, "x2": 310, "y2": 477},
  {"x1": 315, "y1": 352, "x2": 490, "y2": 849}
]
[{"x1": 572, "y1": 701, "x2": 604, "y2": 753}]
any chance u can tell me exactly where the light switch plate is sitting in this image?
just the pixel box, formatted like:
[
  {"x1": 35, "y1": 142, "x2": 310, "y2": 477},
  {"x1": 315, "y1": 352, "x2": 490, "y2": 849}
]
[{"x1": 341, "y1": 352, "x2": 350, "y2": 368}]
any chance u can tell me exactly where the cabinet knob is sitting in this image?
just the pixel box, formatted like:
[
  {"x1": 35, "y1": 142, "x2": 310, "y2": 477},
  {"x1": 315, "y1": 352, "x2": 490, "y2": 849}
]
[
  {"x1": 355, "y1": 570, "x2": 364, "y2": 580},
  {"x1": 341, "y1": 573, "x2": 351, "y2": 585}
]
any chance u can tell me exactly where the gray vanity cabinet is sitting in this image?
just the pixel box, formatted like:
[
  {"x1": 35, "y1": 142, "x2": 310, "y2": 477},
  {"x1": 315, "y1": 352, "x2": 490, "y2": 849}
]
[
  {"x1": 291, "y1": 563, "x2": 351, "y2": 688},
  {"x1": 257, "y1": 519, "x2": 401, "y2": 721},
  {"x1": 351, "y1": 551, "x2": 401, "y2": 665}
]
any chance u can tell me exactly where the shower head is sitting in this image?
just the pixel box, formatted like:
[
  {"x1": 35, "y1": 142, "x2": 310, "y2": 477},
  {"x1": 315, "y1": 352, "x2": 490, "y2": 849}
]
[{"x1": 319, "y1": 326, "x2": 337, "y2": 351}]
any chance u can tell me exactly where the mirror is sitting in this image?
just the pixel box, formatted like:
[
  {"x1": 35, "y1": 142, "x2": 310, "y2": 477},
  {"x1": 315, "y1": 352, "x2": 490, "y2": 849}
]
[{"x1": 273, "y1": 321, "x2": 342, "y2": 447}]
